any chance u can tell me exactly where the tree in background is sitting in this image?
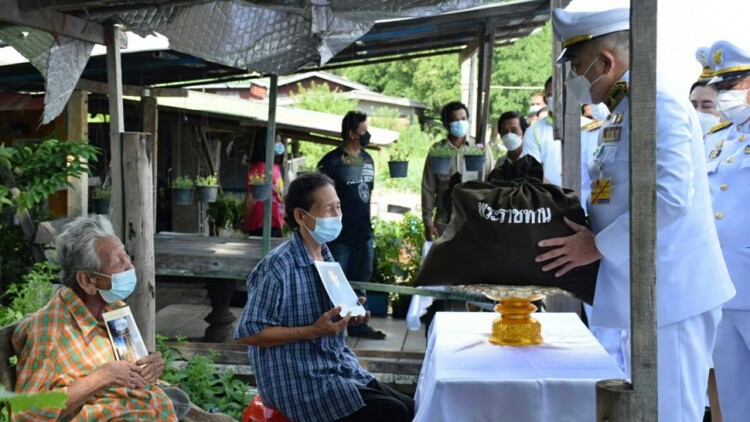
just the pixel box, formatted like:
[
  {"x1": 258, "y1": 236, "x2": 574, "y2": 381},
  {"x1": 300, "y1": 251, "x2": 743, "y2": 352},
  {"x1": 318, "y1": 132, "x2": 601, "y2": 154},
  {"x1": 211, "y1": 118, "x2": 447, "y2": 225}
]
[{"x1": 336, "y1": 22, "x2": 553, "y2": 124}]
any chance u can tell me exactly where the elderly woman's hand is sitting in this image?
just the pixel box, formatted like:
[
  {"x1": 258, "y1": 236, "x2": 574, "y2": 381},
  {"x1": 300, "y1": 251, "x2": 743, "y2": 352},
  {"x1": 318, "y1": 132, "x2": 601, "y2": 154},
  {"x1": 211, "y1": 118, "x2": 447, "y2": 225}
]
[{"x1": 136, "y1": 351, "x2": 165, "y2": 383}]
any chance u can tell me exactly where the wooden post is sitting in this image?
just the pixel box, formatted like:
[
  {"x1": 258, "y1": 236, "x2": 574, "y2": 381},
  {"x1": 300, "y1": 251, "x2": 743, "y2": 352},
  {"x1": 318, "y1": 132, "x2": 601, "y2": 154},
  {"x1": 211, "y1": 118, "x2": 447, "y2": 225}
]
[
  {"x1": 627, "y1": 0, "x2": 659, "y2": 418},
  {"x1": 262, "y1": 75, "x2": 278, "y2": 257},
  {"x1": 475, "y1": 24, "x2": 495, "y2": 145},
  {"x1": 66, "y1": 90, "x2": 89, "y2": 218},
  {"x1": 106, "y1": 25, "x2": 125, "y2": 240},
  {"x1": 122, "y1": 132, "x2": 156, "y2": 351},
  {"x1": 548, "y1": 0, "x2": 580, "y2": 315},
  {"x1": 141, "y1": 94, "x2": 159, "y2": 226}
]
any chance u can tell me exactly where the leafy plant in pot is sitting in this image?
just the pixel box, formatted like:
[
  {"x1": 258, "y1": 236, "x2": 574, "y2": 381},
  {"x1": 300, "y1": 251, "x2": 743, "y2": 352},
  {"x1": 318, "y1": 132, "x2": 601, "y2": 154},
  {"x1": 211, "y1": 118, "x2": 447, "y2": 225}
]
[
  {"x1": 387, "y1": 143, "x2": 410, "y2": 178},
  {"x1": 171, "y1": 175, "x2": 195, "y2": 205},
  {"x1": 428, "y1": 143, "x2": 458, "y2": 175},
  {"x1": 206, "y1": 192, "x2": 244, "y2": 237},
  {"x1": 463, "y1": 143, "x2": 486, "y2": 172},
  {"x1": 92, "y1": 187, "x2": 112, "y2": 215},
  {"x1": 195, "y1": 174, "x2": 219, "y2": 203},
  {"x1": 341, "y1": 153, "x2": 365, "y2": 182},
  {"x1": 248, "y1": 173, "x2": 271, "y2": 201}
]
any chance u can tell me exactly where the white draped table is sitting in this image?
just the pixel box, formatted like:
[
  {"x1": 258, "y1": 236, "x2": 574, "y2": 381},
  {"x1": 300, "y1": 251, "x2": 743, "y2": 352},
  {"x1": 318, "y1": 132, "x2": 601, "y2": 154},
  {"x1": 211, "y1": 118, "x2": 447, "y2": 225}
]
[{"x1": 414, "y1": 312, "x2": 625, "y2": 422}]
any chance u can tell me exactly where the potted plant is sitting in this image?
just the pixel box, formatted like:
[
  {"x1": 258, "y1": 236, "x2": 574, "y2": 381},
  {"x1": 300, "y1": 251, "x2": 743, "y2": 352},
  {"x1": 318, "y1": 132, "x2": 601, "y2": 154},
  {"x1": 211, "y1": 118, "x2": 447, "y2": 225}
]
[
  {"x1": 341, "y1": 153, "x2": 364, "y2": 182},
  {"x1": 464, "y1": 143, "x2": 486, "y2": 172},
  {"x1": 248, "y1": 173, "x2": 272, "y2": 201},
  {"x1": 92, "y1": 187, "x2": 112, "y2": 215},
  {"x1": 428, "y1": 143, "x2": 458, "y2": 175},
  {"x1": 206, "y1": 192, "x2": 244, "y2": 237},
  {"x1": 171, "y1": 175, "x2": 195, "y2": 205},
  {"x1": 387, "y1": 143, "x2": 410, "y2": 178},
  {"x1": 195, "y1": 174, "x2": 219, "y2": 203}
]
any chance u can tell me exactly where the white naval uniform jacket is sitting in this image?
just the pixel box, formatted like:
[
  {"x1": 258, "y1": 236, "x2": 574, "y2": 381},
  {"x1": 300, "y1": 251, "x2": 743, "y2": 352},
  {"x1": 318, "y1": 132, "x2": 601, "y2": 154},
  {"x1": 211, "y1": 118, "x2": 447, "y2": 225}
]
[
  {"x1": 587, "y1": 72, "x2": 735, "y2": 329},
  {"x1": 704, "y1": 120, "x2": 750, "y2": 310},
  {"x1": 523, "y1": 116, "x2": 562, "y2": 186}
]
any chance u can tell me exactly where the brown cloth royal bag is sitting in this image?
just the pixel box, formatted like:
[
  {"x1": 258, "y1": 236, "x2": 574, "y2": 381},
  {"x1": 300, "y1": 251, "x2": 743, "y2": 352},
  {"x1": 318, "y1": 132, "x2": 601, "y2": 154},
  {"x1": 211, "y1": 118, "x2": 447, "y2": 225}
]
[{"x1": 415, "y1": 155, "x2": 597, "y2": 304}]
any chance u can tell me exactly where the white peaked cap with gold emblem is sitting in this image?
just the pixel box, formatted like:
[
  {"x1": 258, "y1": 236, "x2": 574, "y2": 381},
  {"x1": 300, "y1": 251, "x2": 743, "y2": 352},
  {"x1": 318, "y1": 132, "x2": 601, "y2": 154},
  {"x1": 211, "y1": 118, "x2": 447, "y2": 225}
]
[
  {"x1": 707, "y1": 40, "x2": 750, "y2": 85},
  {"x1": 695, "y1": 46, "x2": 714, "y2": 83},
  {"x1": 553, "y1": 0, "x2": 630, "y2": 64}
]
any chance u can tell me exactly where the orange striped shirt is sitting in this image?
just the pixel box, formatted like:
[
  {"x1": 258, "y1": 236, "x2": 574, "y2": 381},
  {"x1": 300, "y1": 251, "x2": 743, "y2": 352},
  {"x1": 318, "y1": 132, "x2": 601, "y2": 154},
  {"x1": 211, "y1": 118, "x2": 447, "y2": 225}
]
[{"x1": 11, "y1": 286, "x2": 176, "y2": 421}]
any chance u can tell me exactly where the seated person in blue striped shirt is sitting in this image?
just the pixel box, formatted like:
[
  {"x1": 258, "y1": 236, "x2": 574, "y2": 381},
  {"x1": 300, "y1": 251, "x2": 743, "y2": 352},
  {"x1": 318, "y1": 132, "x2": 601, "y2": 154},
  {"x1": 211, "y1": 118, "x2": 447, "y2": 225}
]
[{"x1": 235, "y1": 172, "x2": 414, "y2": 422}]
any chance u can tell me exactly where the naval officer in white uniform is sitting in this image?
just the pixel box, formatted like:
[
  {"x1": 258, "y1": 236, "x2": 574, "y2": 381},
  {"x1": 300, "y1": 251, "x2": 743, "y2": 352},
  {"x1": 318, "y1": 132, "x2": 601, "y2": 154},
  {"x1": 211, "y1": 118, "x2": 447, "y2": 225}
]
[
  {"x1": 535, "y1": 1, "x2": 736, "y2": 420},
  {"x1": 702, "y1": 40, "x2": 750, "y2": 422}
]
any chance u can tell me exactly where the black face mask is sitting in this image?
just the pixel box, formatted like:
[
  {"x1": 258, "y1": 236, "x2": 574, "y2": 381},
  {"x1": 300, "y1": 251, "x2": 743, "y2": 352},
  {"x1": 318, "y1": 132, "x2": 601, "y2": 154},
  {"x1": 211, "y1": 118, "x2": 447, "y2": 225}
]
[{"x1": 359, "y1": 131, "x2": 371, "y2": 147}]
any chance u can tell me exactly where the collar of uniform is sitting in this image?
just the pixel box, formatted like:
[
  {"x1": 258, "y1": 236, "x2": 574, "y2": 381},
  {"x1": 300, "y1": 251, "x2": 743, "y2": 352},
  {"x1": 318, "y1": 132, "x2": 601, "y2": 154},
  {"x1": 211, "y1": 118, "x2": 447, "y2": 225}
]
[
  {"x1": 290, "y1": 230, "x2": 333, "y2": 267},
  {"x1": 60, "y1": 286, "x2": 121, "y2": 338},
  {"x1": 603, "y1": 71, "x2": 629, "y2": 111}
]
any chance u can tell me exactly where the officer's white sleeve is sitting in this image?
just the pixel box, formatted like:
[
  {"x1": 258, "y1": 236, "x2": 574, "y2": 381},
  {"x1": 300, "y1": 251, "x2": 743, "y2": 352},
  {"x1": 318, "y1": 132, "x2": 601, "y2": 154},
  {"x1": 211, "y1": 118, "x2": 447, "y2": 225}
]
[
  {"x1": 595, "y1": 92, "x2": 695, "y2": 265},
  {"x1": 523, "y1": 124, "x2": 542, "y2": 163}
]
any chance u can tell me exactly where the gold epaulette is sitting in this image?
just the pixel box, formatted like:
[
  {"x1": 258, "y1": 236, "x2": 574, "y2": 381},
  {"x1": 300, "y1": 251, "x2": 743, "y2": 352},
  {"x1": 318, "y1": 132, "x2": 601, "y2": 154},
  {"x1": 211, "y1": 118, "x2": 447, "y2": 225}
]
[
  {"x1": 581, "y1": 120, "x2": 603, "y2": 131},
  {"x1": 707, "y1": 121, "x2": 731, "y2": 135}
]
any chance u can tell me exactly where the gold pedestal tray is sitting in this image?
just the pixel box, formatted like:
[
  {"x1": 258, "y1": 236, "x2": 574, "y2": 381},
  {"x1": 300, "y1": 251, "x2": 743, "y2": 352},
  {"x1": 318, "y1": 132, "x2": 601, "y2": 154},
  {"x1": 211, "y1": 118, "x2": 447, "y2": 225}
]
[{"x1": 455, "y1": 285, "x2": 572, "y2": 347}]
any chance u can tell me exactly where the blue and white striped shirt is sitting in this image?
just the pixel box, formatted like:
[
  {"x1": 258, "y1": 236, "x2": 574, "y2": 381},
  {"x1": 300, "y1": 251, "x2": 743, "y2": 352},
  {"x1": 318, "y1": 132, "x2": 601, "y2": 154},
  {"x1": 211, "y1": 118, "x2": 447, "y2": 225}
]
[{"x1": 235, "y1": 231, "x2": 374, "y2": 421}]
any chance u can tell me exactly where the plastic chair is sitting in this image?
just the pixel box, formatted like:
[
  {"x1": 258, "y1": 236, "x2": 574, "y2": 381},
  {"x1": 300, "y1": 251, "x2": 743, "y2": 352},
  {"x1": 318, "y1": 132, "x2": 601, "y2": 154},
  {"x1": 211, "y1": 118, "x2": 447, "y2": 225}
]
[{"x1": 243, "y1": 395, "x2": 291, "y2": 422}]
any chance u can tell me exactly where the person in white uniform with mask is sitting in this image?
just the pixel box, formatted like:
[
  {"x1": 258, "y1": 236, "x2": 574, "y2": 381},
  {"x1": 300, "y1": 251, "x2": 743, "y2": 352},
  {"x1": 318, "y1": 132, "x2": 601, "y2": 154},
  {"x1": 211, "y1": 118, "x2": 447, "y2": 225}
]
[
  {"x1": 535, "y1": 1, "x2": 736, "y2": 420},
  {"x1": 691, "y1": 46, "x2": 722, "y2": 137},
  {"x1": 702, "y1": 40, "x2": 750, "y2": 422}
]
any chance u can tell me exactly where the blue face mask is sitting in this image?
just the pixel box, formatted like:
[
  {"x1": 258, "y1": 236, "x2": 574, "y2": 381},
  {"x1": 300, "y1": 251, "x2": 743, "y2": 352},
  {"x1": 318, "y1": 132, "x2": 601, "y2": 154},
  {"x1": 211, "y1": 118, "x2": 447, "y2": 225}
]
[
  {"x1": 274, "y1": 143, "x2": 285, "y2": 156},
  {"x1": 302, "y1": 209, "x2": 342, "y2": 244},
  {"x1": 95, "y1": 268, "x2": 137, "y2": 303},
  {"x1": 449, "y1": 120, "x2": 469, "y2": 138}
]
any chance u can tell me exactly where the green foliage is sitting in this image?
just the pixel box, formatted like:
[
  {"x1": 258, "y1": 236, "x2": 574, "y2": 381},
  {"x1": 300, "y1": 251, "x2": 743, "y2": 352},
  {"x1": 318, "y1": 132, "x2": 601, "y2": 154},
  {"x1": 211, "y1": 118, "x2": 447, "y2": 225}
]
[
  {"x1": 464, "y1": 144, "x2": 486, "y2": 156},
  {"x1": 0, "y1": 387, "x2": 67, "y2": 421},
  {"x1": 0, "y1": 228, "x2": 35, "y2": 302},
  {"x1": 206, "y1": 192, "x2": 244, "y2": 232},
  {"x1": 292, "y1": 81, "x2": 358, "y2": 116},
  {"x1": 156, "y1": 335, "x2": 253, "y2": 421},
  {"x1": 369, "y1": 107, "x2": 401, "y2": 131},
  {"x1": 490, "y1": 22, "x2": 553, "y2": 122},
  {"x1": 0, "y1": 139, "x2": 99, "y2": 214},
  {"x1": 387, "y1": 142, "x2": 411, "y2": 162},
  {"x1": 375, "y1": 117, "x2": 440, "y2": 193},
  {"x1": 371, "y1": 213, "x2": 425, "y2": 286},
  {"x1": 341, "y1": 154, "x2": 364, "y2": 165},
  {"x1": 92, "y1": 187, "x2": 112, "y2": 200},
  {"x1": 171, "y1": 176, "x2": 195, "y2": 188},
  {"x1": 428, "y1": 143, "x2": 458, "y2": 158},
  {"x1": 0, "y1": 262, "x2": 58, "y2": 326},
  {"x1": 248, "y1": 173, "x2": 267, "y2": 185},
  {"x1": 195, "y1": 174, "x2": 219, "y2": 187}
]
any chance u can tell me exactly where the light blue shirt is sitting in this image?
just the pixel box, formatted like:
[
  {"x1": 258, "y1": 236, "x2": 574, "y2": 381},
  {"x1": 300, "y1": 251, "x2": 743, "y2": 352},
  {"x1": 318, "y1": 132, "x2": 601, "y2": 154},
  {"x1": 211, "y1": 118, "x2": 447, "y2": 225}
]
[{"x1": 235, "y1": 231, "x2": 374, "y2": 421}]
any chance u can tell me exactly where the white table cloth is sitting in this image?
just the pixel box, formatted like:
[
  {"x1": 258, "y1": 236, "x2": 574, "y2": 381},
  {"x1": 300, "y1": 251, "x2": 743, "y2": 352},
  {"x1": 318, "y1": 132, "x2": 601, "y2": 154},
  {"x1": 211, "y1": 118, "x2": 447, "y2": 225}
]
[{"x1": 414, "y1": 312, "x2": 625, "y2": 422}]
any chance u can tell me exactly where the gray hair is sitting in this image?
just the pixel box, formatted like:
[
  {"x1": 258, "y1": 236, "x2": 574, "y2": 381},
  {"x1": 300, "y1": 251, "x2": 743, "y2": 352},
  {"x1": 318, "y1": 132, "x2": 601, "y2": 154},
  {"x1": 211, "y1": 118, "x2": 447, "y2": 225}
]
[{"x1": 56, "y1": 215, "x2": 116, "y2": 287}]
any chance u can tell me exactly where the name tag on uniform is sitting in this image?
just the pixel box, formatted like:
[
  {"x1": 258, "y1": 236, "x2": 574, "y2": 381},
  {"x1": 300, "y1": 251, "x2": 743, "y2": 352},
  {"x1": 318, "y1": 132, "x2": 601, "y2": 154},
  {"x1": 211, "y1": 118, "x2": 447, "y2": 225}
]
[
  {"x1": 603, "y1": 126, "x2": 622, "y2": 143},
  {"x1": 590, "y1": 179, "x2": 611, "y2": 204}
]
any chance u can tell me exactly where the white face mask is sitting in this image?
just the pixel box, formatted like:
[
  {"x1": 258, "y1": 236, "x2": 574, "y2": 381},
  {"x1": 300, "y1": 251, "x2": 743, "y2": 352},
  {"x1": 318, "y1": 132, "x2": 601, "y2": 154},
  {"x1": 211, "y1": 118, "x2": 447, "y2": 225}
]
[
  {"x1": 716, "y1": 88, "x2": 750, "y2": 124},
  {"x1": 590, "y1": 103, "x2": 610, "y2": 121},
  {"x1": 502, "y1": 133, "x2": 523, "y2": 151},
  {"x1": 696, "y1": 111, "x2": 721, "y2": 136},
  {"x1": 565, "y1": 55, "x2": 605, "y2": 105}
]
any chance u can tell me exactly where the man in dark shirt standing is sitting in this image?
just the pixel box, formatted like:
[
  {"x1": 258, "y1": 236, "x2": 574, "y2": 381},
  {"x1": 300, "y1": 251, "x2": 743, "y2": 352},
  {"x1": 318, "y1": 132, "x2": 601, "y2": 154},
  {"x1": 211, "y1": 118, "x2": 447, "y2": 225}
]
[{"x1": 318, "y1": 110, "x2": 386, "y2": 339}]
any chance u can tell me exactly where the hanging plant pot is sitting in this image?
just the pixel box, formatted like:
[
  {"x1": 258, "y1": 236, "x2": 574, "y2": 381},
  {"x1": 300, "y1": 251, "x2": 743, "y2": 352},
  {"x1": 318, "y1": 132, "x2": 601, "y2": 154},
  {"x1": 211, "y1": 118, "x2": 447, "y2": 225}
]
[
  {"x1": 196, "y1": 186, "x2": 218, "y2": 203},
  {"x1": 250, "y1": 183, "x2": 272, "y2": 200},
  {"x1": 341, "y1": 164, "x2": 364, "y2": 182},
  {"x1": 93, "y1": 198, "x2": 111, "y2": 215},
  {"x1": 430, "y1": 156, "x2": 452, "y2": 175},
  {"x1": 173, "y1": 188, "x2": 194, "y2": 205},
  {"x1": 464, "y1": 154, "x2": 485, "y2": 172},
  {"x1": 366, "y1": 291, "x2": 390, "y2": 317},
  {"x1": 388, "y1": 160, "x2": 409, "y2": 178}
]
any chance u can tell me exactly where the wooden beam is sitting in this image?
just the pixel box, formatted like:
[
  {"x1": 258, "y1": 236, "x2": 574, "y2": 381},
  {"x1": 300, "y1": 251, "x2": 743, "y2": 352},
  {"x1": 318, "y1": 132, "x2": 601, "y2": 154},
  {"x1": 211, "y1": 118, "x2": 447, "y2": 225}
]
[
  {"x1": 107, "y1": 25, "x2": 125, "y2": 240},
  {"x1": 76, "y1": 79, "x2": 189, "y2": 98},
  {"x1": 65, "y1": 90, "x2": 89, "y2": 218},
  {"x1": 628, "y1": 0, "x2": 659, "y2": 418},
  {"x1": 141, "y1": 95, "x2": 158, "y2": 226},
  {"x1": 122, "y1": 132, "x2": 156, "y2": 351},
  {"x1": 262, "y1": 75, "x2": 278, "y2": 257},
  {"x1": 0, "y1": 0, "x2": 105, "y2": 45},
  {"x1": 475, "y1": 24, "x2": 494, "y2": 145}
]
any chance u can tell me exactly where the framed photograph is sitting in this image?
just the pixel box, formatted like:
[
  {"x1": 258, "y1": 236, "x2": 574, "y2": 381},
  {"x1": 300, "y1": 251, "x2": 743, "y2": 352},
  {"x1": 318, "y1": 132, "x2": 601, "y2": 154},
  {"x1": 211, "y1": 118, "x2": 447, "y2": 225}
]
[
  {"x1": 103, "y1": 306, "x2": 149, "y2": 363},
  {"x1": 313, "y1": 261, "x2": 367, "y2": 318}
]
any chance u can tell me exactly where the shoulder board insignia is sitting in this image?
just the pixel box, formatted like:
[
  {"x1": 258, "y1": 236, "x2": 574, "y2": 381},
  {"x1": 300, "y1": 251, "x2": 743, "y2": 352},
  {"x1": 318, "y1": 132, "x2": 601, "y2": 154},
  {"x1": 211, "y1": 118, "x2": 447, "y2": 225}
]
[
  {"x1": 707, "y1": 121, "x2": 732, "y2": 135},
  {"x1": 603, "y1": 81, "x2": 629, "y2": 111},
  {"x1": 581, "y1": 120, "x2": 603, "y2": 131}
]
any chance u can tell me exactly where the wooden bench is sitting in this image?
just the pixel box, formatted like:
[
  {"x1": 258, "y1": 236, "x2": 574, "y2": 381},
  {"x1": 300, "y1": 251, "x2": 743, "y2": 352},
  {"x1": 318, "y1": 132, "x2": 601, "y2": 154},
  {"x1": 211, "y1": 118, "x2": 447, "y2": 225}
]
[{"x1": 0, "y1": 322, "x2": 18, "y2": 391}]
